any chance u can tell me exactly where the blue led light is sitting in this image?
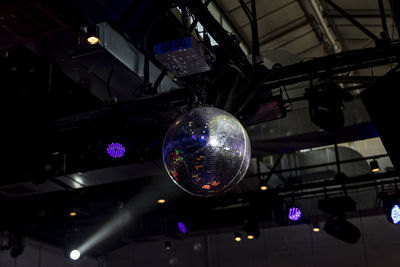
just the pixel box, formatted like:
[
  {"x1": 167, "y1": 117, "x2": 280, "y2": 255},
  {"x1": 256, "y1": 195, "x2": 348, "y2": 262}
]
[
  {"x1": 391, "y1": 205, "x2": 400, "y2": 224},
  {"x1": 107, "y1": 143, "x2": 126, "y2": 158},
  {"x1": 178, "y1": 222, "x2": 187, "y2": 234},
  {"x1": 288, "y1": 207, "x2": 302, "y2": 221}
]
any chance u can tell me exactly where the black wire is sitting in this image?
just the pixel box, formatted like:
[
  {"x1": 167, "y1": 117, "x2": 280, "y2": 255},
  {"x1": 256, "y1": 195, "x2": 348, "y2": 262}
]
[
  {"x1": 281, "y1": 85, "x2": 293, "y2": 111},
  {"x1": 238, "y1": 0, "x2": 253, "y2": 23}
]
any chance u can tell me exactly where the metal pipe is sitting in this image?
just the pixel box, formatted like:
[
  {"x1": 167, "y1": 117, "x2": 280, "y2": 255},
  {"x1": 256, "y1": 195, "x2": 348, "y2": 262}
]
[
  {"x1": 308, "y1": 0, "x2": 341, "y2": 53},
  {"x1": 378, "y1": 0, "x2": 389, "y2": 38},
  {"x1": 246, "y1": 154, "x2": 389, "y2": 178},
  {"x1": 250, "y1": 0, "x2": 261, "y2": 65}
]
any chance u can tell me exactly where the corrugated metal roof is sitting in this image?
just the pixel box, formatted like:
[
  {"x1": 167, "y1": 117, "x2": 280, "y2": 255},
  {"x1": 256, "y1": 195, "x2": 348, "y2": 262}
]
[{"x1": 214, "y1": 0, "x2": 398, "y2": 60}]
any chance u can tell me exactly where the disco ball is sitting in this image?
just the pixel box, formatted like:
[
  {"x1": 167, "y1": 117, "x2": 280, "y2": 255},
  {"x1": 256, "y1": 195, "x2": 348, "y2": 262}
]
[{"x1": 162, "y1": 107, "x2": 251, "y2": 196}]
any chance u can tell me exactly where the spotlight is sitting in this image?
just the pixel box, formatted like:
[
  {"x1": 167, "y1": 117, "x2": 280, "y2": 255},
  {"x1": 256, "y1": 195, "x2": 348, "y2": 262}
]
[
  {"x1": 107, "y1": 142, "x2": 126, "y2": 158},
  {"x1": 69, "y1": 249, "x2": 81, "y2": 261},
  {"x1": 164, "y1": 241, "x2": 172, "y2": 251},
  {"x1": 243, "y1": 220, "x2": 260, "y2": 240},
  {"x1": 259, "y1": 179, "x2": 268, "y2": 191},
  {"x1": 177, "y1": 222, "x2": 187, "y2": 234},
  {"x1": 370, "y1": 160, "x2": 380, "y2": 173},
  {"x1": 312, "y1": 222, "x2": 320, "y2": 232},
  {"x1": 318, "y1": 196, "x2": 360, "y2": 243},
  {"x1": 288, "y1": 205, "x2": 302, "y2": 221},
  {"x1": 304, "y1": 83, "x2": 352, "y2": 133},
  {"x1": 86, "y1": 25, "x2": 99, "y2": 45},
  {"x1": 234, "y1": 232, "x2": 242, "y2": 242}
]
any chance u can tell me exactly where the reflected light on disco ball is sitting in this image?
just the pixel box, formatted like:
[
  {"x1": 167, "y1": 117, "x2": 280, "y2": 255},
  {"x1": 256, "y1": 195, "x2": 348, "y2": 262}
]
[
  {"x1": 162, "y1": 107, "x2": 251, "y2": 196},
  {"x1": 107, "y1": 142, "x2": 126, "y2": 158}
]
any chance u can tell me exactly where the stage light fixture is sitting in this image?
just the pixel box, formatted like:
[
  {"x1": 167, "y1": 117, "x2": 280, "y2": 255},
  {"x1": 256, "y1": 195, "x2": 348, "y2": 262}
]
[
  {"x1": 370, "y1": 160, "x2": 380, "y2": 173},
  {"x1": 324, "y1": 215, "x2": 360, "y2": 243},
  {"x1": 177, "y1": 222, "x2": 187, "y2": 234},
  {"x1": 379, "y1": 192, "x2": 400, "y2": 224},
  {"x1": 107, "y1": 142, "x2": 126, "y2": 158},
  {"x1": 391, "y1": 205, "x2": 400, "y2": 224},
  {"x1": 304, "y1": 83, "x2": 352, "y2": 133},
  {"x1": 234, "y1": 232, "x2": 242, "y2": 242},
  {"x1": 312, "y1": 222, "x2": 320, "y2": 232},
  {"x1": 288, "y1": 206, "x2": 302, "y2": 221},
  {"x1": 69, "y1": 249, "x2": 81, "y2": 261},
  {"x1": 86, "y1": 25, "x2": 99, "y2": 45},
  {"x1": 164, "y1": 241, "x2": 172, "y2": 251}
]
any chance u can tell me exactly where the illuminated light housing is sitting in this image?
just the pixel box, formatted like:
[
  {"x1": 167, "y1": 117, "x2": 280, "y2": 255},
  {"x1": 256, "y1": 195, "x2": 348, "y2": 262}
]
[
  {"x1": 391, "y1": 205, "x2": 400, "y2": 224},
  {"x1": 370, "y1": 160, "x2": 380, "y2": 173},
  {"x1": 107, "y1": 142, "x2": 126, "y2": 158},
  {"x1": 247, "y1": 234, "x2": 254, "y2": 240},
  {"x1": 69, "y1": 250, "x2": 80, "y2": 261},
  {"x1": 164, "y1": 241, "x2": 172, "y2": 251},
  {"x1": 288, "y1": 206, "x2": 302, "y2": 221},
  {"x1": 178, "y1": 222, "x2": 187, "y2": 234},
  {"x1": 260, "y1": 185, "x2": 268, "y2": 191},
  {"x1": 312, "y1": 222, "x2": 320, "y2": 232},
  {"x1": 234, "y1": 232, "x2": 242, "y2": 242},
  {"x1": 87, "y1": 36, "x2": 99, "y2": 45},
  {"x1": 86, "y1": 25, "x2": 99, "y2": 45}
]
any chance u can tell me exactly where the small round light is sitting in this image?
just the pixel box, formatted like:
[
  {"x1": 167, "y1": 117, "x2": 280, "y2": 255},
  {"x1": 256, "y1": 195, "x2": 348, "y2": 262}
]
[
  {"x1": 247, "y1": 234, "x2": 254, "y2": 240},
  {"x1": 157, "y1": 198, "x2": 166, "y2": 204},
  {"x1": 312, "y1": 222, "x2": 320, "y2": 232},
  {"x1": 69, "y1": 250, "x2": 80, "y2": 261},
  {"x1": 260, "y1": 185, "x2": 268, "y2": 191},
  {"x1": 69, "y1": 212, "x2": 77, "y2": 217},
  {"x1": 164, "y1": 241, "x2": 172, "y2": 251},
  {"x1": 87, "y1": 36, "x2": 99, "y2": 45},
  {"x1": 234, "y1": 232, "x2": 242, "y2": 242}
]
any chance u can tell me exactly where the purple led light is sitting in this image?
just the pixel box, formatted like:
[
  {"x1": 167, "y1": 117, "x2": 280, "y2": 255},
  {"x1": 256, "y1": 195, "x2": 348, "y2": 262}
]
[
  {"x1": 391, "y1": 205, "x2": 400, "y2": 224},
  {"x1": 288, "y1": 207, "x2": 302, "y2": 221},
  {"x1": 178, "y1": 222, "x2": 187, "y2": 234},
  {"x1": 107, "y1": 143, "x2": 126, "y2": 158}
]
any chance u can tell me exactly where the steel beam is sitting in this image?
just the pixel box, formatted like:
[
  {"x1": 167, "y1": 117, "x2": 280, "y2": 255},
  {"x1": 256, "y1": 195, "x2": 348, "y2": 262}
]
[{"x1": 324, "y1": 0, "x2": 382, "y2": 44}]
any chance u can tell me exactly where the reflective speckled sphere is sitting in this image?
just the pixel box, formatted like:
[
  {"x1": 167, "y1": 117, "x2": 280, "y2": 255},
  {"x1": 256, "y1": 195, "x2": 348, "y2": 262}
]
[{"x1": 162, "y1": 107, "x2": 251, "y2": 196}]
